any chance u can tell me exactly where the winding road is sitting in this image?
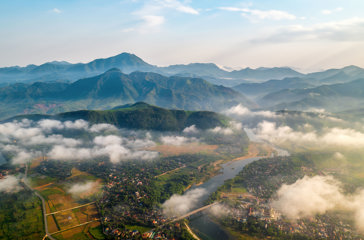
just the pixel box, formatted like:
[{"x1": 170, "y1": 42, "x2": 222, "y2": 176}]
[{"x1": 21, "y1": 163, "x2": 56, "y2": 240}]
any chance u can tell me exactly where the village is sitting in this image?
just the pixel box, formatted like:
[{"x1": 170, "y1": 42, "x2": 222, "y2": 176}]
[{"x1": 215, "y1": 155, "x2": 364, "y2": 240}]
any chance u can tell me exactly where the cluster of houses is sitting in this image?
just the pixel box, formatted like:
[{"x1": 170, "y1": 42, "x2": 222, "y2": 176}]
[{"x1": 225, "y1": 193, "x2": 361, "y2": 239}]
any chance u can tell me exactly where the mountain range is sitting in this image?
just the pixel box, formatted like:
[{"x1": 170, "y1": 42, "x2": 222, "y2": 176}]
[
  {"x1": 0, "y1": 52, "x2": 305, "y2": 86},
  {"x1": 2, "y1": 52, "x2": 364, "y2": 115},
  {"x1": 0, "y1": 68, "x2": 252, "y2": 120},
  {"x1": 259, "y1": 78, "x2": 364, "y2": 112}
]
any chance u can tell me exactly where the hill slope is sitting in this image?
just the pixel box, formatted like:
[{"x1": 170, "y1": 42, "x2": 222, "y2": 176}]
[
  {"x1": 7, "y1": 102, "x2": 229, "y2": 131},
  {"x1": 259, "y1": 78, "x2": 364, "y2": 112},
  {"x1": 233, "y1": 77, "x2": 314, "y2": 99}
]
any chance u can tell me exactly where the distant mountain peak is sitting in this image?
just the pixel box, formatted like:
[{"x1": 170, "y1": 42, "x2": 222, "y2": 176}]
[
  {"x1": 342, "y1": 65, "x2": 363, "y2": 70},
  {"x1": 105, "y1": 68, "x2": 122, "y2": 73},
  {"x1": 48, "y1": 61, "x2": 71, "y2": 65}
]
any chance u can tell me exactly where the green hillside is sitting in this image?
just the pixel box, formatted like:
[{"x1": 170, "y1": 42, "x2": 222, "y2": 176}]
[{"x1": 8, "y1": 102, "x2": 229, "y2": 132}]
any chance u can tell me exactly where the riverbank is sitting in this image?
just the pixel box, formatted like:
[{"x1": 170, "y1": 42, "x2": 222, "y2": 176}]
[{"x1": 184, "y1": 222, "x2": 201, "y2": 240}]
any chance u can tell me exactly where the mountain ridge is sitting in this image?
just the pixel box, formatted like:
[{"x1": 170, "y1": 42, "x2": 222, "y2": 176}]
[{"x1": 1, "y1": 52, "x2": 363, "y2": 88}]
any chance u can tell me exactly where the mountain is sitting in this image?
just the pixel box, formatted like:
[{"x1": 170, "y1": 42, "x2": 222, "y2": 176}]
[
  {"x1": 0, "y1": 68, "x2": 253, "y2": 120},
  {"x1": 228, "y1": 67, "x2": 303, "y2": 82},
  {"x1": 0, "y1": 53, "x2": 155, "y2": 84},
  {"x1": 259, "y1": 78, "x2": 364, "y2": 112},
  {"x1": 7, "y1": 102, "x2": 229, "y2": 132},
  {"x1": 0, "y1": 52, "x2": 305, "y2": 86},
  {"x1": 306, "y1": 65, "x2": 364, "y2": 84},
  {"x1": 233, "y1": 77, "x2": 314, "y2": 99}
]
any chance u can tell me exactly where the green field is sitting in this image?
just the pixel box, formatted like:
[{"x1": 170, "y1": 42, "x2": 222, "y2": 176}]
[{"x1": 0, "y1": 189, "x2": 44, "y2": 240}]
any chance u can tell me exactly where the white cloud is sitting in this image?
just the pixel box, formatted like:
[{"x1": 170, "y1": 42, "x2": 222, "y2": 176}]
[
  {"x1": 52, "y1": 8, "x2": 62, "y2": 14},
  {"x1": 322, "y1": 7, "x2": 343, "y2": 15},
  {"x1": 219, "y1": 7, "x2": 296, "y2": 21},
  {"x1": 162, "y1": 188, "x2": 207, "y2": 217},
  {"x1": 209, "y1": 121, "x2": 242, "y2": 136},
  {"x1": 38, "y1": 119, "x2": 64, "y2": 131},
  {"x1": 271, "y1": 176, "x2": 345, "y2": 219},
  {"x1": 208, "y1": 203, "x2": 231, "y2": 218},
  {"x1": 210, "y1": 126, "x2": 234, "y2": 135},
  {"x1": 64, "y1": 120, "x2": 89, "y2": 130},
  {"x1": 89, "y1": 123, "x2": 117, "y2": 133},
  {"x1": 257, "y1": 17, "x2": 364, "y2": 42},
  {"x1": 12, "y1": 151, "x2": 40, "y2": 165},
  {"x1": 183, "y1": 125, "x2": 199, "y2": 134},
  {"x1": 0, "y1": 175, "x2": 22, "y2": 193},
  {"x1": 47, "y1": 133, "x2": 158, "y2": 163},
  {"x1": 128, "y1": 0, "x2": 198, "y2": 33},
  {"x1": 254, "y1": 121, "x2": 364, "y2": 149},
  {"x1": 160, "y1": 135, "x2": 197, "y2": 146},
  {"x1": 68, "y1": 181, "x2": 97, "y2": 195},
  {"x1": 140, "y1": 0, "x2": 198, "y2": 15},
  {"x1": 271, "y1": 175, "x2": 364, "y2": 233},
  {"x1": 157, "y1": 0, "x2": 199, "y2": 15},
  {"x1": 25, "y1": 134, "x2": 82, "y2": 147},
  {"x1": 142, "y1": 15, "x2": 165, "y2": 27},
  {"x1": 0, "y1": 119, "x2": 158, "y2": 164},
  {"x1": 224, "y1": 104, "x2": 278, "y2": 119},
  {"x1": 48, "y1": 145, "x2": 93, "y2": 161},
  {"x1": 94, "y1": 135, "x2": 123, "y2": 146}
]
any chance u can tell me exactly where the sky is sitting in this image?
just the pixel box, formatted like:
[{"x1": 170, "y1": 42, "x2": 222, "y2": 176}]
[{"x1": 1, "y1": 0, "x2": 364, "y2": 72}]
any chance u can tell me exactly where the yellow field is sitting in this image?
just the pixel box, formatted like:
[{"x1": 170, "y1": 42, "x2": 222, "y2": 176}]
[
  {"x1": 148, "y1": 143, "x2": 219, "y2": 156},
  {"x1": 30, "y1": 162, "x2": 103, "y2": 240}
]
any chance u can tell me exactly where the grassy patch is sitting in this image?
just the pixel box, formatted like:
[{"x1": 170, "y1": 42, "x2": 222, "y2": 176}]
[
  {"x1": 231, "y1": 186, "x2": 247, "y2": 194},
  {"x1": 30, "y1": 175, "x2": 56, "y2": 187},
  {"x1": 40, "y1": 188, "x2": 64, "y2": 200},
  {"x1": 125, "y1": 225, "x2": 152, "y2": 233},
  {"x1": 89, "y1": 226, "x2": 105, "y2": 240}
]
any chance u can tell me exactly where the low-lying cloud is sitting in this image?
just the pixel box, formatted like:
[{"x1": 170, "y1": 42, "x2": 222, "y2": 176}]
[
  {"x1": 0, "y1": 175, "x2": 22, "y2": 193},
  {"x1": 254, "y1": 121, "x2": 364, "y2": 149},
  {"x1": 68, "y1": 181, "x2": 98, "y2": 195},
  {"x1": 160, "y1": 136, "x2": 197, "y2": 146},
  {"x1": 0, "y1": 119, "x2": 158, "y2": 164},
  {"x1": 49, "y1": 134, "x2": 158, "y2": 163},
  {"x1": 271, "y1": 175, "x2": 364, "y2": 232},
  {"x1": 209, "y1": 121, "x2": 243, "y2": 136},
  {"x1": 162, "y1": 188, "x2": 207, "y2": 218},
  {"x1": 225, "y1": 104, "x2": 278, "y2": 119},
  {"x1": 183, "y1": 125, "x2": 199, "y2": 134},
  {"x1": 208, "y1": 203, "x2": 231, "y2": 218}
]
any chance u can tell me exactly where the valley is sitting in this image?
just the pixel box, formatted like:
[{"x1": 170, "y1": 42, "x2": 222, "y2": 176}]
[{"x1": 2, "y1": 53, "x2": 364, "y2": 240}]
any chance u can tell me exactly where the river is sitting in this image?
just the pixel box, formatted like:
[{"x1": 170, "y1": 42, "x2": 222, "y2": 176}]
[
  {"x1": 185, "y1": 128, "x2": 289, "y2": 240},
  {"x1": 186, "y1": 157, "x2": 262, "y2": 240}
]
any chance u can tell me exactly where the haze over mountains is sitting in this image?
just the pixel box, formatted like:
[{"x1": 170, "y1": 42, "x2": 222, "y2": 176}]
[
  {"x1": 1, "y1": 52, "x2": 364, "y2": 119},
  {"x1": 0, "y1": 67, "x2": 252, "y2": 120},
  {"x1": 0, "y1": 52, "x2": 305, "y2": 86}
]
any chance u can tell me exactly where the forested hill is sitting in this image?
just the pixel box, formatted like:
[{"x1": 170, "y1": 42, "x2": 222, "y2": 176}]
[{"x1": 7, "y1": 102, "x2": 229, "y2": 131}]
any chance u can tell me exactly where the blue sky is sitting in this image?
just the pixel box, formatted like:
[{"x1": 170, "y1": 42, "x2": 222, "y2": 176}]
[{"x1": 1, "y1": 0, "x2": 364, "y2": 72}]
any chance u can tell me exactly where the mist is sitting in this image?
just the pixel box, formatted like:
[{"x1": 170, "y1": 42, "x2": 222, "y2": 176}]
[
  {"x1": 160, "y1": 136, "x2": 198, "y2": 146},
  {"x1": 0, "y1": 175, "x2": 21, "y2": 193},
  {"x1": 224, "y1": 104, "x2": 278, "y2": 119},
  {"x1": 68, "y1": 181, "x2": 99, "y2": 196},
  {"x1": 252, "y1": 121, "x2": 364, "y2": 150},
  {"x1": 208, "y1": 203, "x2": 231, "y2": 218},
  {"x1": 162, "y1": 188, "x2": 207, "y2": 218},
  {"x1": 271, "y1": 175, "x2": 364, "y2": 232},
  {"x1": 0, "y1": 119, "x2": 159, "y2": 164}
]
